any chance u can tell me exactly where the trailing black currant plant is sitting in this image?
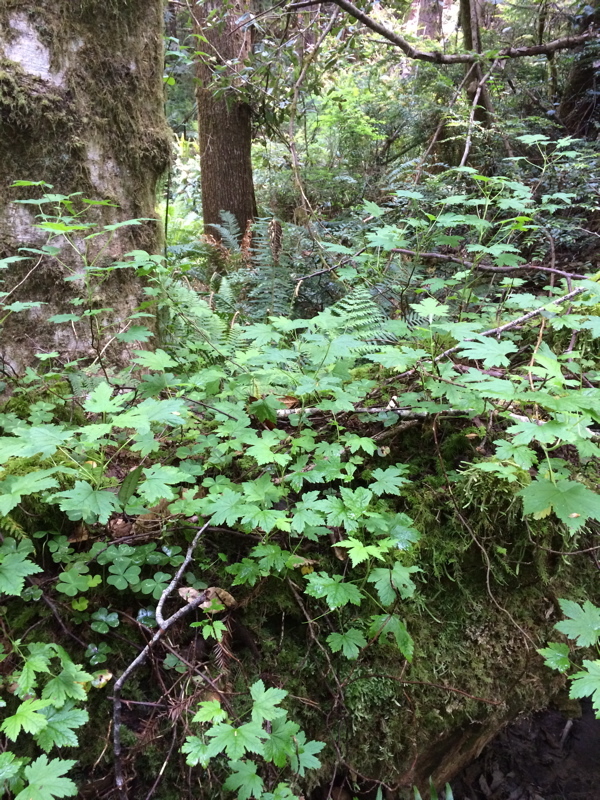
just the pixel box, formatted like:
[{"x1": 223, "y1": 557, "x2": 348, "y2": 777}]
[{"x1": 0, "y1": 172, "x2": 598, "y2": 798}]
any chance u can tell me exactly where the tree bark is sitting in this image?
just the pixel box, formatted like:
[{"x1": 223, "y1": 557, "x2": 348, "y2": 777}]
[
  {"x1": 559, "y1": 4, "x2": 600, "y2": 136},
  {"x1": 193, "y1": 0, "x2": 257, "y2": 240},
  {"x1": 459, "y1": 0, "x2": 493, "y2": 126},
  {"x1": 0, "y1": 0, "x2": 171, "y2": 375}
]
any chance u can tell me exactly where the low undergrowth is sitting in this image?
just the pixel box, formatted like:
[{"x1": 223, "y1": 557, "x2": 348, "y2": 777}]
[{"x1": 0, "y1": 171, "x2": 599, "y2": 799}]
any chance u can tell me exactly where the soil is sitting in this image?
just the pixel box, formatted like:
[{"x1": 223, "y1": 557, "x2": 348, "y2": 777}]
[{"x1": 451, "y1": 700, "x2": 600, "y2": 800}]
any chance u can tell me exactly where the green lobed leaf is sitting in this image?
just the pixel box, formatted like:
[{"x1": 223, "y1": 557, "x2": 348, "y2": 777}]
[
  {"x1": 555, "y1": 599, "x2": 600, "y2": 647},
  {"x1": 15, "y1": 755, "x2": 77, "y2": 800},
  {"x1": 327, "y1": 628, "x2": 367, "y2": 659}
]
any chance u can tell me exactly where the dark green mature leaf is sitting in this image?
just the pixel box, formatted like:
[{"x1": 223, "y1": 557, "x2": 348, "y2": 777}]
[
  {"x1": 304, "y1": 571, "x2": 363, "y2": 609},
  {"x1": 35, "y1": 702, "x2": 89, "y2": 752},
  {"x1": 51, "y1": 481, "x2": 120, "y2": 524},
  {"x1": 327, "y1": 628, "x2": 367, "y2": 659},
  {"x1": 205, "y1": 721, "x2": 267, "y2": 760},
  {"x1": 519, "y1": 478, "x2": 600, "y2": 530},
  {"x1": 223, "y1": 760, "x2": 264, "y2": 800},
  {"x1": 368, "y1": 614, "x2": 414, "y2": 660},
  {"x1": 0, "y1": 547, "x2": 43, "y2": 596},
  {"x1": 263, "y1": 716, "x2": 300, "y2": 767}
]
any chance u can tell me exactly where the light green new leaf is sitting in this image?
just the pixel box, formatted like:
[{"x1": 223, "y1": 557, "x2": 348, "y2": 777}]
[
  {"x1": 181, "y1": 736, "x2": 211, "y2": 767},
  {"x1": 569, "y1": 660, "x2": 600, "y2": 716},
  {"x1": 205, "y1": 488, "x2": 245, "y2": 526},
  {"x1": 1, "y1": 698, "x2": 52, "y2": 740},
  {"x1": 192, "y1": 700, "x2": 228, "y2": 724},
  {"x1": 15, "y1": 755, "x2": 77, "y2": 800},
  {"x1": 51, "y1": 481, "x2": 120, "y2": 524},
  {"x1": 0, "y1": 469, "x2": 59, "y2": 515},
  {"x1": 223, "y1": 760, "x2": 264, "y2": 800},
  {"x1": 0, "y1": 549, "x2": 43, "y2": 596},
  {"x1": 132, "y1": 348, "x2": 176, "y2": 370},
  {"x1": 304, "y1": 571, "x2": 363, "y2": 609},
  {"x1": 519, "y1": 478, "x2": 600, "y2": 531},
  {"x1": 113, "y1": 397, "x2": 186, "y2": 434},
  {"x1": 327, "y1": 628, "x2": 367, "y2": 660},
  {"x1": 0, "y1": 424, "x2": 71, "y2": 460},
  {"x1": 250, "y1": 679, "x2": 288, "y2": 722},
  {"x1": 83, "y1": 381, "x2": 130, "y2": 414},
  {"x1": 205, "y1": 721, "x2": 267, "y2": 760},
  {"x1": 246, "y1": 431, "x2": 291, "y2": 466},
  {"x1": 537, "y1": 643, "x2": 570, "y2": 673},
  {"x1": 343, "y1": 435, "x2": 377, "y2": 455},
  {"x1": 35, "y1": 701, "x2": 89, "y2": 752},
  {"x1": 241, "y1": 506, "x2": 288, "y2": 534},
  {"x1": 410, "y1": 297, "x2": 449, "y2": 321},
  {"x1": 335, "y1": 537, "x2": 391, "y2": 567},
  {"x1": 555, "y1": 599, "x2": 600, "y2": 647}
]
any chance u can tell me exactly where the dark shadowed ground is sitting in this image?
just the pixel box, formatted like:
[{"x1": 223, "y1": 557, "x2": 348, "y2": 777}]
[{"x1": 451, "y1": 700, "x2": 600, "y2": 800}]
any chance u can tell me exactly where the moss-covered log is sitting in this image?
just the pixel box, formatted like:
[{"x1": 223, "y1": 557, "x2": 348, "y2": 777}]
[{"x1": 0, "y1": 0, "x2": 171, "y2": 373}]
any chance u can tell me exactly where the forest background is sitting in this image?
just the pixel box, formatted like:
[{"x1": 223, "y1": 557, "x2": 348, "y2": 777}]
[{"x1": 0, "y1": 0, "x2": 599, "y2": 799}]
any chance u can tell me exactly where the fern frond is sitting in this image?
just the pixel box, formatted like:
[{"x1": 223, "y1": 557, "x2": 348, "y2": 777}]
[
  {"x1": 158, "y1": 278, "x2": 226, "y2": 354},
  {"x1": 321, "y1": 285, "x2": 386, "y2": 339},
  {"x1": 207, "y1": 211, "x2": 242, "y2": 253},
  {"x1": 0, "y1": 514, "x2": 27, "y2": 539}
]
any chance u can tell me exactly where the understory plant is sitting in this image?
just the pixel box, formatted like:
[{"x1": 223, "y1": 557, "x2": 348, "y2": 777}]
[{"x1": 0, "y1": 175, "x2": 599, "y2": 798}]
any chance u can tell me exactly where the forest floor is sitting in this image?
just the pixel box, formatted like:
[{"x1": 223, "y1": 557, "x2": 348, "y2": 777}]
[{"x1": 451, "y1": 700, "x2": 600, "y2": 800}]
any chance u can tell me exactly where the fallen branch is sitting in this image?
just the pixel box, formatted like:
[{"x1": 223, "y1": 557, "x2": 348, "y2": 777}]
[
  {"x1": 113, "y1": 521, "x2": 209, "y2": 799},
  {"x1": 325, "y1": 0, "x2": 597, "y2": 64},
  {"x1": 276, "y1": 406, "x2": 473, "y2": 418},
  {"x1": 390, "y1": 247, "x2": 585, "y2": 282}
]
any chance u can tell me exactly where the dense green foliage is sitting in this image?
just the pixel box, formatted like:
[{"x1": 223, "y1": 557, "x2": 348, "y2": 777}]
[
  {"x1": 1, "y1": 0, "x2": 600, "y2": 797},
  {"x1": 1, "y1": 156, "x2": 599, "y2": 796}
]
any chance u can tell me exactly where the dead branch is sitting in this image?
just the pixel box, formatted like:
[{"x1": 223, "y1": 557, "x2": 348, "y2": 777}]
[
  {"x1": 113, "y1": 521, "x2": 209, "y2": 800},
  {"x1": 323, "y1": 0, "x2": 597, "y2": 64}
]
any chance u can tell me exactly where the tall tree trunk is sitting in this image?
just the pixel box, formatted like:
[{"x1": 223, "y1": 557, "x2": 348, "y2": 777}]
[
  {"x1": 193, "y1": 0, "x2": 257, "y2": 240},
  {"x1": 0, "y1": 0, "x2": 171, "y2": 375},
  {"x1": 559, "y1": 3, "x2": 600, "y2": 136},
  {"x1": 459, "y1": 0, "x2": 493, "y2": 126}
]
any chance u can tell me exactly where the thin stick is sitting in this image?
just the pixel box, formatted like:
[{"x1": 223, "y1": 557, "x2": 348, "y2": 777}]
[
  {"x1": 113, "y1": 522, "x2": 209, "y2": 799},
  {"x1": 459, "y1": 60, "x2": 499, "y2": 167},
  {"x1": 155, "y1": 522, "x2": 209, "y2": 628}
]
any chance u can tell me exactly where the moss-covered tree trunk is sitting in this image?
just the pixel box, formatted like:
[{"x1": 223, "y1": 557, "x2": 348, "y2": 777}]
[
  {"x1": 193, "y1": 0, "x2": 257, "y2": 240},
  {"x1": 0, "y1": 0, "x2": 171, "y2": 374}
]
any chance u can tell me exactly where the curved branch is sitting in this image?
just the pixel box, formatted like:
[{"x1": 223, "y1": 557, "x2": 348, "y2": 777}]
[{"x1": 318, "y1": 0, "x2": 597, "y2": 64}]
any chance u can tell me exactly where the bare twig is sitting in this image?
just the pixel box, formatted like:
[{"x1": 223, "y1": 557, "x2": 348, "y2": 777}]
[
  {"x1": 459, "y1": 60, "x2": 499, "y2": 167},
  {"x1": 155, "y1": 523, "x2": 209, "y2": 628},
  {"x1": 390, "y1": 247, "x2": 583, "y2": 282},
  {"x1": 113, "y1": 522, "x2": 209, "y2": 799}
]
